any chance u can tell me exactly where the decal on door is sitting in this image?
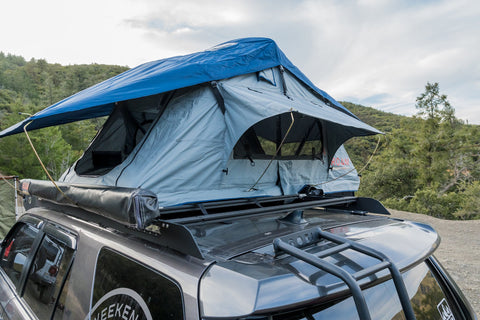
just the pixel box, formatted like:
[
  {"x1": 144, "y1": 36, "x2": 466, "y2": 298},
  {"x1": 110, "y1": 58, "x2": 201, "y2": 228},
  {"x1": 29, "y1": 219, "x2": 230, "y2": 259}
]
[{"x1": 87, "y1": 288, "x2": 152, "y2": 320}]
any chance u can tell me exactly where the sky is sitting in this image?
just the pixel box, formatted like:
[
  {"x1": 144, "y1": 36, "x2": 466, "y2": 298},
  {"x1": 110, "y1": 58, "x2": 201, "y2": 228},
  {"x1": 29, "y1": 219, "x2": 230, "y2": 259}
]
[{"x1": 1, "y1": 0, "x2": 479, "y2": 124}]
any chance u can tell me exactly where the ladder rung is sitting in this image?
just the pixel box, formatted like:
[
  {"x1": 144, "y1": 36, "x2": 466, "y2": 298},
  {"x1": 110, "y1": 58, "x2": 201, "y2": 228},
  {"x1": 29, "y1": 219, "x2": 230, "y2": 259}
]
[
  {"x1": 353, "y1": 261, "x2": 391, "y2": 281},
  {"x1": 317, "y1": 242, "x2": 350, "y2": 258}
]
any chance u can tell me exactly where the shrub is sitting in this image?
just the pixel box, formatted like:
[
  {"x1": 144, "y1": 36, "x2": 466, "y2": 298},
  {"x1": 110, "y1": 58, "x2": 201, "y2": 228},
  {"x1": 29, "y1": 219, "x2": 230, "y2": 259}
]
[
  {"x1": 453, "y1": 181, "x2": 480, "y2": 220},
  {"x1": 406, "y1": 188, "x2": 462, "y2": 219}
]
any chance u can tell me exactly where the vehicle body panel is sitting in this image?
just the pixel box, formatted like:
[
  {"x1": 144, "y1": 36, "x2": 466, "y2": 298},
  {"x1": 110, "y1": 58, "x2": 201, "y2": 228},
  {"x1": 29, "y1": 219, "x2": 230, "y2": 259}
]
[{"x1": 0, "y1": 199, "x2": 476, "y2": 319}]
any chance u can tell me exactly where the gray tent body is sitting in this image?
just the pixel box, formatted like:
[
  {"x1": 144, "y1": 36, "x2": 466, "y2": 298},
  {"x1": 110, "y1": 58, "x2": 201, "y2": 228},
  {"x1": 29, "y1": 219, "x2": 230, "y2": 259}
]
[{"x1": 60, "y1": 67, "x2": 377, "y2": 207}]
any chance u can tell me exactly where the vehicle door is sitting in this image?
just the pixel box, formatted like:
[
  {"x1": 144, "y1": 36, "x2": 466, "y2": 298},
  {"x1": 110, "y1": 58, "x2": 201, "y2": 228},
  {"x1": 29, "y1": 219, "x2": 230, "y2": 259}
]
[{"x1": 0, "y1": 216, "x2": 76, "y2": 320}]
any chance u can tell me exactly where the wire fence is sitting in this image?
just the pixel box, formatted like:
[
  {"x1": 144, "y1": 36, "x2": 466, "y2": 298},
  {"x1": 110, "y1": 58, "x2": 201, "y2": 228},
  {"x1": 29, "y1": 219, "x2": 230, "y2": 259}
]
[{"x1": 0, "y1": 176, "x2": 19, "y2": 239}]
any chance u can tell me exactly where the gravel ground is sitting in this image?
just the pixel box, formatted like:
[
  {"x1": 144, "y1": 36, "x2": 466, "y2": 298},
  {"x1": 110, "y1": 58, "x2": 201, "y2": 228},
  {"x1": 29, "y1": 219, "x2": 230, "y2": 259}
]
[{"x1": 389, "y1": 209, "x2": 479, "y2": 316}]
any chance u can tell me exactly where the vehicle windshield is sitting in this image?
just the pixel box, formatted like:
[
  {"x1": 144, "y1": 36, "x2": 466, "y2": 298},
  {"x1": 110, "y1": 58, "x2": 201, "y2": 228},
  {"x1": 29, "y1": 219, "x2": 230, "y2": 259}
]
[{"x1": 249, "y1": 261, "x2": 458, "y2": 320}]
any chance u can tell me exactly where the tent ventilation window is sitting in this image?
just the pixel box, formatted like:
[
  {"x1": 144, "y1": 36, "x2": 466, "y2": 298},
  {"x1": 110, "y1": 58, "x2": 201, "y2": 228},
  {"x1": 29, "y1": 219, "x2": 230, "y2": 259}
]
[
  {"x1": 74, "y1": 93, "x2": 168, "y2": 176},
  {"x1": 233, "y1": 112, "x2": 324, "y2": 160}
]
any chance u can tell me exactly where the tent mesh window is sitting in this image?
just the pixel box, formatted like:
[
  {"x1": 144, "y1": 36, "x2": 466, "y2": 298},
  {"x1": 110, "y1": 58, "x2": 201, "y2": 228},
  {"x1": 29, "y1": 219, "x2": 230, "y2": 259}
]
[
  {"x1": 234, "y1": 112, "x2": 324, "y2": 160},
  {"x1": 75, "y1": 93, "x2": 171, "y2": 176}
]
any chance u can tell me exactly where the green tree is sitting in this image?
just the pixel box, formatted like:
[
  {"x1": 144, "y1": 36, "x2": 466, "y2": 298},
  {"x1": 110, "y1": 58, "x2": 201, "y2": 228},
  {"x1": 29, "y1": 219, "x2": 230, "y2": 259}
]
[
  {"x1": 358, "y1": 128, "x2": 418, "y2": 202},
  {"x1": 413, "y1": 82, "x2": 456, "y2": 189},
  {"x1": 415, "y1": 82, "x2": 453, "y2": 123},
  {"x1": 355, "y1": 82, "x2": 480, "y2": 219}
]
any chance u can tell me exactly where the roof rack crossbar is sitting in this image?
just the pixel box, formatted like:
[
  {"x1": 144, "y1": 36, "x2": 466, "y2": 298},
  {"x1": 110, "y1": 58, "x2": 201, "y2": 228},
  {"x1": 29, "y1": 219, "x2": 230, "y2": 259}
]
[
  {"x1": 197, "y1": 203, "x2": 208, "y2": 215},
  {"x1": 171, "y1": 196, "x2": 357, "y2": 224},
  {"x1": 273, "y1": 227, "x2": 416, "y2": 320},
  {"x1": 158, "y1": 195, "x2": 298, "y2": 216},
  {"x1": 248, "y1": 197, "x2": 263, "y2": 208}
]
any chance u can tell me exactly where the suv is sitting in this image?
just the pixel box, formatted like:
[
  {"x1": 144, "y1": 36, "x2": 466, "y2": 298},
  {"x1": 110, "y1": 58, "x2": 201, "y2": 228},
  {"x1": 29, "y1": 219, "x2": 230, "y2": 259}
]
[
  {"x1": 0, "y1": 37, "x2": 476, "y2": 319},
  {"x1": 0, "y1": 180, "x2": 476, "y2": 319}
]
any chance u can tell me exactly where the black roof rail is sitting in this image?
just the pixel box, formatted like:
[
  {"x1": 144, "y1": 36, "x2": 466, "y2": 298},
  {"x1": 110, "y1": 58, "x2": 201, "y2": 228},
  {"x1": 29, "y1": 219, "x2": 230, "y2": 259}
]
[
  {"x1": 169, "y1": 196, "x2": 358, "y2": 224},
  {"x1": 157, "y1": 194, "x2": 300, "y2": 217},
  {"x1": 306, "y1": 195, "x2": 391, "y2": 216},
  {"x1": 273, "y1": 227, "x2": 416, "y2": 320},
  {"x1": 30, "y1": 199, "x2": 205, "y2": 259}
]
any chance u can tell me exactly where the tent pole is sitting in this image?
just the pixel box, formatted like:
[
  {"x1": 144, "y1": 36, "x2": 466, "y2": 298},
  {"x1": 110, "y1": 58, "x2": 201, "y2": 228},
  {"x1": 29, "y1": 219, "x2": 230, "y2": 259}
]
[{"x1": 14, "y1": 176, "x2": 19, "y2": 220}]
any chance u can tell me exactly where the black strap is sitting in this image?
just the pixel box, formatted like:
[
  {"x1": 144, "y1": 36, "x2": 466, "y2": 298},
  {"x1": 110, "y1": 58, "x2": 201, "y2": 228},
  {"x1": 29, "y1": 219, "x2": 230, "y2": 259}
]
[
  {"x1": 295, "y1": 119, "x2": 316, "y2": 156},
  {"x1": 210, "y1": 81, "x2": 226, "y2": 114},
  {"x1": 278, "y1": 65, "x2": 291, "y2": 99}
]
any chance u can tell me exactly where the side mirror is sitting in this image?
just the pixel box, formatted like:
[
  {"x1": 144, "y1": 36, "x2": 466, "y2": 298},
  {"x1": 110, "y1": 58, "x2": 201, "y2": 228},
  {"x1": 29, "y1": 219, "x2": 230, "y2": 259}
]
[{"x1": 13, "y1": 253, "x2": 27, "y2": 273}]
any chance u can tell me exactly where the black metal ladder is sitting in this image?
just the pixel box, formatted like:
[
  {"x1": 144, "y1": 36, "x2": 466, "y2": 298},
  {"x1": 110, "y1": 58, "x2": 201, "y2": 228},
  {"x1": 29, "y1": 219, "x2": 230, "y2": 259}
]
[{"x1": 273, "y1": 227, "x2": 416, "y2": 320}]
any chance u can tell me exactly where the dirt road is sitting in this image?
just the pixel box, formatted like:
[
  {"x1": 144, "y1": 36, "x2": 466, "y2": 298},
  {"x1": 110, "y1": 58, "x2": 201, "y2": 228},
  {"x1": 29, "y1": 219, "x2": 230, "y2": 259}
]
[{"x1": 389, "y1": 209, "x2": 479, "y2": 316}]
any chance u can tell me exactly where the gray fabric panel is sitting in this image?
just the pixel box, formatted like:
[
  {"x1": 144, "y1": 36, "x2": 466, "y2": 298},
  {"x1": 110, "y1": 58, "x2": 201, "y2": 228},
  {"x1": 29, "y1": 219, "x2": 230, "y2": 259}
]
[
  {"x1": 278, "y1": 159, "x2": 329, "y2": 194},
  {"x1": 322, "y1": 145, "x2": 360, "y2": 193}
]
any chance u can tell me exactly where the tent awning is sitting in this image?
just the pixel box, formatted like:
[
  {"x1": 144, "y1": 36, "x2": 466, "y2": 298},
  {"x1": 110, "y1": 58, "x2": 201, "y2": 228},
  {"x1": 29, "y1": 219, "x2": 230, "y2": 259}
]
[{"x1": 0, "y1": 37, "x2": 356, "y2": 138}]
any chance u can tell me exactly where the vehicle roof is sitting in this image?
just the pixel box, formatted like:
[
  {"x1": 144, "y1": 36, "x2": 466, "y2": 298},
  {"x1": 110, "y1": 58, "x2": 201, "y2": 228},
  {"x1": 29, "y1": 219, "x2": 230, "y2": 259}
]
[{"x1": 187, "y1": 209, "x2": 436, "y2": 261}]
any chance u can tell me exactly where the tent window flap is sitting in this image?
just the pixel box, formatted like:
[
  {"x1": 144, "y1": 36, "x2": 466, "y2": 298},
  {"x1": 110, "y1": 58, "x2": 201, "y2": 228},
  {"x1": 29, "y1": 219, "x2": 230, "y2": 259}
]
[
  {"x1": 75, "y1": 93, "x2": 167, "y2": 176},
  {"x1": 233, "y1": 112, "x2": 324, "y2": 160}
]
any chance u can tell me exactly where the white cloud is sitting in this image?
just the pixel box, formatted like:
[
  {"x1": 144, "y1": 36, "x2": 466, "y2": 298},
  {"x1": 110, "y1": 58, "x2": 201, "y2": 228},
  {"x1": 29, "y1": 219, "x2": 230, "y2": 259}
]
[
  {"x1": 0, "y1": 0, "x2": 479, "y2": 123},
  {"x1": 289, "y1": 0, "x2": 480, "y2": 123}
]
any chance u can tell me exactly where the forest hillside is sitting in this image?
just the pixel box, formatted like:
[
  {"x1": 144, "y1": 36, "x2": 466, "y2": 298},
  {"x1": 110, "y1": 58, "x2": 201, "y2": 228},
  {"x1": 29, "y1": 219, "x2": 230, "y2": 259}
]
[
  {"x1": 343, "y1": 97, "x2": 480, "y2": 220},
  {"x1": 0, "y1": 52, "x2": 128, "y2": 179},
  {"x1": 0, "y1": 53, "x2": 478, "y2": 237}
]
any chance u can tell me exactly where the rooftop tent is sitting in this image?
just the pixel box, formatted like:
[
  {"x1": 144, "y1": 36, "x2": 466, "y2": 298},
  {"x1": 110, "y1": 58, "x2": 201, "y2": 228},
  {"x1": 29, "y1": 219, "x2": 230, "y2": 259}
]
[{"x1": 0, "y1": 38, "x2": 381, "y2": 207}]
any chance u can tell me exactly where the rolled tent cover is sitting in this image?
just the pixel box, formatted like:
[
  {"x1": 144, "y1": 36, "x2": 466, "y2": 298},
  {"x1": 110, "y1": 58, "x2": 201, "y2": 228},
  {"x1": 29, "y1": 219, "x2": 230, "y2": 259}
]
[{"x1": 0, "y1": 37, "x2": 370, "y2": 137}]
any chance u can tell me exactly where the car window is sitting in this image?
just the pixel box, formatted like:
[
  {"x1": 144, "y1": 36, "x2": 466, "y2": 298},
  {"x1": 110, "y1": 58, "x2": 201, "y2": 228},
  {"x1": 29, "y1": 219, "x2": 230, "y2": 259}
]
[
  {"x1": 90, "y1": 248, "x2": 184, "y2": 320},
  {"x1": 23, "y1": 234, "x2": 74, "y2": 319},
  {"x1": 52, "y1": 272, "x2": 72, "y2": 320},
  {"x1": 0, "y1": 223, "x2": 39, "y2": 289},
  {"x1": 250, "y1": 261, "x2": 461, "y2": 320}
]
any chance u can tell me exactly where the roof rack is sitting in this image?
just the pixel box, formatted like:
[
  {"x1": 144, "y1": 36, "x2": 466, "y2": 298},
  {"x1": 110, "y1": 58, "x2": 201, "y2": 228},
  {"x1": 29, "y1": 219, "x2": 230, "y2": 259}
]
[
  {"x1": 169, "y1": 195, "x2": 358, "y2": 224},
  {"x1": 273, "y1": 227, "x2": 416, "y2": 320},
  {"x1": 21, "y1": 179, "x2": 391, "y2": 260},
  {"x1": 157, "y1": 194, "x2": 300, "y2": 217}
]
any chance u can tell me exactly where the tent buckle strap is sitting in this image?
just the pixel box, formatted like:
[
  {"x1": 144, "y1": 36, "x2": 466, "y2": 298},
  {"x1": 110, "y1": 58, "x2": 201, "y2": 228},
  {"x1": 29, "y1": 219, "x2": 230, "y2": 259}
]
[
  {"x1": 210, "y1": 81, "x2": 226, "y2": 114},
  {"x1": 278, "y1": 65, "x2": 292, "y2": 100}
]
